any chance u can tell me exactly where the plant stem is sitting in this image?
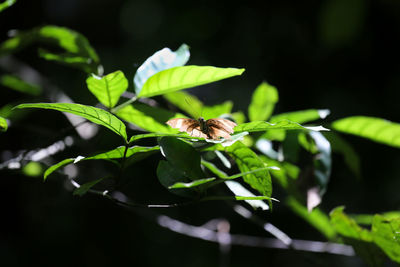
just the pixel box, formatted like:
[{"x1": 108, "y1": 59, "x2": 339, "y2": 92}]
[{"x1": 111, "y1": 96, "x2": 137, "y2": 113}]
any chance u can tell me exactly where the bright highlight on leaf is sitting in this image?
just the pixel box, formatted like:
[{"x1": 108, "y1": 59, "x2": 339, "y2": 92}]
[
  {"x1": 86, "y1": 70, "x2": 128, "y2": 108},
  {"x1": 0, "y1": 74, "x2": 41, "y2": 96},
  {"x1": 134, "y1": 44, "x2": 190, "y2": 94},
  {"x1": 270, "y1": 109, "x2": 330, "y2": 124},
  {"x1": 332, "y1": 116, "x2": 400, "y2": 148},
  {"x1": 234, "y1": 120, "x2": 329, "y2": 133},
  {"x1": 15, "y1": 103, "x2": 127, "y2": 142},
  {"x1": 0, "y1": 116, "x2": 8, "y2": 131},
  {"x1": 248, "y1": 81, "x2": 278, "y2": 122},
  {"x1": 138, "y1": 65, "x2": 245, "y2": 98},
  {"x1": 0, "y1": 0, "x2": 16, "y2": 12}
]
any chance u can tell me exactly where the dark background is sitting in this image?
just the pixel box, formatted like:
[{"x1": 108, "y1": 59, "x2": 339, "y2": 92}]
[{"x1": 1, "y1": 0, "x2": 400, "y2": 266}]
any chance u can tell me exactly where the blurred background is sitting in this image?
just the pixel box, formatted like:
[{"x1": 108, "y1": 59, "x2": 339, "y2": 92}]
[{"x1": 1, "y1": 0, "x2": 400, "y2": 266}]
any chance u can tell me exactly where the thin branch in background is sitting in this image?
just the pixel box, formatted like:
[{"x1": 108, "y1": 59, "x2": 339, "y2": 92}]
[{"x1": 157, "y1": 215, "x2": 355, "y2": 256}]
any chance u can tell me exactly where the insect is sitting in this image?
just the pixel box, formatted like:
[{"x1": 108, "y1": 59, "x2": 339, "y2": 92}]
[{"x1": 166, "y1": 117, "x2": 237, "y2": 140}]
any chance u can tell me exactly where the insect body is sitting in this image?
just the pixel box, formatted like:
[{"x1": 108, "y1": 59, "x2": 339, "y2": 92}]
[{"x1": 166, "y1": 117, "x2": 237, "y2": 140}]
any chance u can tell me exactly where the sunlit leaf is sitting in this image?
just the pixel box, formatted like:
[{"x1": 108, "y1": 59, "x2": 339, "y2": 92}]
[
  {"x1": 86, "y1": 70, "x2": 128, "y2": 108},
  {"x1": 0, "y1": 116, "x2": 8, "y2": 131},
  {"x1": 138, "y1": 65, "x2": 245, "y2": 98},
  {"x1": 15, "y1": 103, "x2": 127, "y2": 142},
  {"x1": 84, "y1": 145, "x2": 160, "y2": 160},
  {"x1": 351, "y1": 212, "x2": 400, "y2": 225},
  {"x1": 332, "y1": 116, "x2": 400, "y2": 148},
  {"x1": 372, "y1": 215, "x2": 400, "y2": 263},
  {"x1": 232, "y1": 111, "x2": 246, "y2": 124},
  {"x1": 248, "y1": 81, "x2": 278, "y2": 122},
  {"x1": 270, "y1": 109, "x2": 330, "y2": 124},
  {"x1": 225, "y1": 180, "x2": 270, "y2": 210},
  {"x1": 164, "y1": 90, "x2": 233, "y2": 119},
  {"x1": 234, "y1": 120, "x2": 329, "y2": 133},
  {"x1": 260, "y1": 156, "x2": 299, "y2": 188},
  {"x1": 22, "y1": 162, "x2": 43, "y2": 177},
  {"x1": 116, "y1": 103, "x2": 183, "y2": 133},
  {"x1": 0, "y1": 25, "x2": 100, "y2": 73},
  {"x1": 134, "y1": 44, "x2": 190, "y2": 94},
  {"x1": 225, "y1": 141, "x2": 272, "y2": 198},
  {"x1": 0, "y1": 74, "x2": 41, "y2": 95},
  {"x1": 287, "y1": 197, "x2": 336, "y2": 239},
  {"x1": 169, "y1": 177, "x2": 216, "y2": 189},
  {"x1": 38, "y1": 48, "x2": 97, "y2": 73},
  {"x1": 0, "y1": 0, "x2": 16, "y2": 12},
  {"x1": 73, "y1": 178, "x2": 104, "y2": 196},
  {"x1": 330, "y1": 206, "x2": 371, "y2": 241},
  {"x1": 44, "y1": 158, "x2": 75, "y2": 180}
]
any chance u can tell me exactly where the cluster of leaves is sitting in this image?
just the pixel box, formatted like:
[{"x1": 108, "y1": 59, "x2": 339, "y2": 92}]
[{"x1": 1, "y1": 3, "x2": 400, "y2": 265}]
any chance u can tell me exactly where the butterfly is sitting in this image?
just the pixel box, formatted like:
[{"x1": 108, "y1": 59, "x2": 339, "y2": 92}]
[{"x1": 166, "y1": 117, "x2": 237, "y2": 140}]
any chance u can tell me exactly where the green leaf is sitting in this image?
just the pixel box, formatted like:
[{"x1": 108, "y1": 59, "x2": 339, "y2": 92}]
[
  {"x1": 0, "y1": 116, "x2": 8, "y2": 131},
  {"x1": 86, "y1": 70, "x2": 128, "y2": 108},
  {"x1": 138, "y1": 65, "x2": 245, "y2": 98},
  {"x1": 169, "y1": 177, "x2": 216, "y2": 189},
  {"x1": 332, "y1": 116, "x2": 400, "y2": 148},
  {"x1": 232, "y1": 111, "x2": 246, "y2": 124},
  {"x1": 0, "y1": 0, "x2": 16, "y2": 12},
  {"x1": 116, "y1": 103, "x2": 183, "y2": 133},
  {"x1": 372, "y1": 215, "x2": 400, "y2": 263},
  {"x1": 22, "y1": 162, "x2": 43, "y2": 177},
  {"x1": 164, "y1": 90, "x2": 233, "y2": 119},
  {"x1": 287, "y1": 197, "x2": 336, "y2": 239},
  {"x1": 225, "y1": 141, "x2": 272, "y2": 198},
  {"x1": 351, "y1": 212, "x2": 400, "y2": 225},
  {"x1": 134, "y1": 44, "x2": 190, "y2": 94},
  {"x1": 324, "y1": 131, "x2": 361, "y2": 178},
  {"x1": 330, "y1": 206, "x2": 372, "y2": 241},
  {"x1": 248, "y1": 81, "x2": 278, "y2": 122},
  {"x1": 83, "y1": 145, "x2": 160, "y2": 161},
  {"x1": 270, "y1": 109, "x2": 330, "y2": 124},
  {"x1": 234, "y1": 120, "x2": 329, "y2": 133},
  {"x1": 156, "y1": 160, "x2": 197, "y2": 198},
  {"x1": 260, "y1": 156, "x2": 299, "y2": 188},
  {"x1": 73, "y1": 178, "x2": 104, "y2": 196},
  {"x1": 38, "y1": 48, "x2": 97, "y2": 73},
  {"x1": 225, "y1": 180, "x2": 270, "y2": 210},
  {"x1": 15, "y1": 103, "x2": 127, "y2": 142},
  {"x1": 0, "y1": 74, "x2": 41, "y2": 95},
  {"x1": 129, "y1": 132, "x2": 206, "y2": 144},
  {"x1": 44, "y1": 158, "x2": 75, "y2": 180},
  {"x1": 159, "y1": 136, "x2": 204, "y2": 180},
  {"x1": 0, "y1": 25, "x2": 99, "y2": 73}
]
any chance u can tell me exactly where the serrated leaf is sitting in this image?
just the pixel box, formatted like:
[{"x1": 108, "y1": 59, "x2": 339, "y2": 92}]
[
  {"x1": 225, "y1": 141, "x2": 272, "y2": 198},
  {"x1": 0, "y1": 74, "x2": 41, "y2": 96},
  {"x1": 86, "y1": 71, "x2": 128, "y2": 108},
  {"x1": 248, "y1": 81, "x2": 278, "y2": 122},
  {"x1": 73, "y1": 178, "x2": 104, "y2": 196},
  {"x1": 44, "y1": 158, "x2": 75, "y2": 180},
  {"x1": 372, "y1": 215, "x2": 400, "y2": 263},
  {"x1": 234, "y1": 120, "x2": 329, "y2": 133},
  {"x1": 164, "y1": 90, "x2": 233, "y2": 119},
  {"x1": 134, "y1": 44, "x2": 190, "y2": 94},
  {"x1": 116, "y1": 103, "x2": 183, "y2": 133},
  {"x1": 138, "y1": 65, "x2": 245, "y2": 98},
  {"x1": 0, "y1": 116, "x2": 8, "y2": 131},
  {"x1": 0, "y1": 0, "x2": 16, "y2": 12},
  {"x1": 332, "y1": 116, "x2": 400, "y2": 148},
  {"x1": 270, "y1": 109, "x2": 330, "y2": 124},
  {"x1": 15, "y1": 103, "x2": 127, "y2": 142}
]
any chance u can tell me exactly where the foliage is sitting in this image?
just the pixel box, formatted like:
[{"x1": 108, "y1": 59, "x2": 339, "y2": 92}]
[{"x1": 1, "y1": 15, "x2": 400, "y2": 266}]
